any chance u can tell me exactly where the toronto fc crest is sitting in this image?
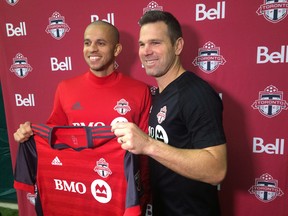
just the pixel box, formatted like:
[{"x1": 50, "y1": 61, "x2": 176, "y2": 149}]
[
  {"x1": 6, "y1": 0, "x2": 19, "y2": 6},
  {"x1": 249, "y1": 173, "x2": 284, "y2": 202},
  {"x1": 193, "y1": 41, "x2": 226, "y2": 74},
  {"x1": 10, "y1": 53, "x2": 33, "y2": 78},
  {"x1": 157, "y1": 106, "x2": 167, "y2": 124},
  {"x1": 251, "y1": 85, "x2": 288, "y2": 118},
  {"x1": 143, "y1": 1, "x2": 163, "y2": 14},
  {"x1": 45, "y1": 12, "x2": 70, "y2": 40},
  {"x1": 256, "y1": 0, "x2": 288, "y2": 23},
  {"x1": 114, "y1": 99, "x2": 131, "y2": 115},
  {"x1": 94, "y1": 158, "x2": 112, "y2": 178}
]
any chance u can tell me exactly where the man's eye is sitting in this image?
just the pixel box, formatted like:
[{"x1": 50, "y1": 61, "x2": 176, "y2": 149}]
[
  {"x1": 152, "y1": 41, "x2": 160, "y2": 45},
  {"x1": 98, "y1": 42, "x2": 105, "y2": 46}
]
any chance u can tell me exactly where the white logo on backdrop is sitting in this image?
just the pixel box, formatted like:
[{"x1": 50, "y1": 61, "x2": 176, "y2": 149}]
[
  {"x1": 6, "y1": 0, "x2": 19, "y2": 6},
  {"x1": 10, "y1": 53, "x2": 32, "y2": 78},
  {"x1": 143, "y1": 1, "x2": 163, "y2": 14},
  {"x1": 251, "y1": 85, "x2": 288, "y2": 118},
  {"x1": 249, "y1": 173, "x2": 284, "y2": 202},
  {"x1": 256, "y1": 0, "x2": 288, "y2": 23},
  {"x1": 45, "y1": 12, "x2": 70, "y2": 40},
  {"x1": 193, "y1": 41, "x2": 226, "y2": 73}
]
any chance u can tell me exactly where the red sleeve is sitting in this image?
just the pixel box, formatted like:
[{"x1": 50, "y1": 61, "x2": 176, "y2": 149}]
[
  {"x1": 14, "y1": 181, "x2": 34, "y2": 194},
  {"x1": 46, "y1": 83, "x2": 69, "y2": 125}
]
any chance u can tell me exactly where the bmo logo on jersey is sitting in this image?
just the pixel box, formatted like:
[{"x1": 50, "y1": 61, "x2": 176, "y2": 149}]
[
  {"x1": 149, "y1": 125, "x2": 169, "y2": 144},
  {"x1": 50, "y1": 57, "x2": 72, "y2": 71},
  {"x1": 196, "y1": 1, "x2": 226, "y2": 21},
  {"x1": 54, "y1": 179, "x2": 112, "y2": 203},
  {"x1": 257, "y1": 45, "x2": 288, "y2": 64},
  {"x1": 73, "y1": 117, "x2": 128, "y2": 127},
  {"x1": 6, "y1": 22, "x2": 27, "y2": 37},
  {"x1": 15, "y1": 94, "x2": 35, "y2": 107},
  {"x1": 91, "y1": 13, "x2": 115, "y2": 25},
  {"x1": 253, "y1": 137, "x2": 285, "y2": 155}
]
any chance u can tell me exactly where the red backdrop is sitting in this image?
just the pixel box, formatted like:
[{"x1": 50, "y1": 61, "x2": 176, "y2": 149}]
[{"x1": 0, "y1": 1, "x2": 287, "y2": 215}]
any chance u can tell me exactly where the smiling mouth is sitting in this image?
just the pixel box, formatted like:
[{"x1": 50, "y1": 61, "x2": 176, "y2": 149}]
[
  {"x1": 89, "y1": 56, "x2": 100, "y2": 61},
  {"x1": 145, "y1": 60, "x2": 157, "y2": 65}
]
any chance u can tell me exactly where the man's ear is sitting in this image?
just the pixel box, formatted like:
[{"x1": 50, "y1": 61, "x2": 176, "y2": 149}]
[
  {"x1": 175, "y1": 37, "x2": 184, "y2": 56},
  {"x1": 114, "y1": 43, "x2": 122, "y2": 57}
]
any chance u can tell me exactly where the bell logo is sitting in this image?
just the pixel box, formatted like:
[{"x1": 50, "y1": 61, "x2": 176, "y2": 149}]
[
  {"x1": 253, "y1": 137, "x2": 284, "y2": 155},
  {"x1": 6, "y1": 22, "x2": 27, "y2": 37},
  {"x1": 196, "y1": 1, "x2": 226, "y2": 21},
  {"x1": 50, "y1": 57, "x2": 72, "y2": 71},
  {"x1": 91, "y1": 13, "x2": 115, "y2": 25},
  {"x1": 15, "y1": 94, "x2": 35, "y2": 107},
  {"x1": 257, "y1": 45, "x2": 288, "y2": 64}
]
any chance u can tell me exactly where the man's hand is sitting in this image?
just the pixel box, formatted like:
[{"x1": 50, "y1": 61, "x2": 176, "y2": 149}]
[
  {"x1": 13, "y1": 121, "x2": 33, "y2": 143},
  {"x1": 111, "y1": 122, "x2": 151, "y2": 155}
]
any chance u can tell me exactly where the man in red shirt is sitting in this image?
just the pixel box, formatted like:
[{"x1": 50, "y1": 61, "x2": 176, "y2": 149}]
[{"x1": 14, "y1": 21, "x2": 151, "y2": 216}]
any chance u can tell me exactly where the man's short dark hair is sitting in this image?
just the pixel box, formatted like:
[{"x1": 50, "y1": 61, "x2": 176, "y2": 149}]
[{"x1": 139, "y1": 10, "x2": 182, "y2": 44}]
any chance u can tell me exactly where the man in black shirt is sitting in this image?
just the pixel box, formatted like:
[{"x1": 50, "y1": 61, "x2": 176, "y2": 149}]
[{"x1": 112, "y1": 10, "x2": 227, "y2": 216}]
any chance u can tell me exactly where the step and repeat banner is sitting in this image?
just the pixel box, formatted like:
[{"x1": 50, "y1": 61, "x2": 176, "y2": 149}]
[{"x1": 0, "y1": 0, "x2": 287, "y2": 215}]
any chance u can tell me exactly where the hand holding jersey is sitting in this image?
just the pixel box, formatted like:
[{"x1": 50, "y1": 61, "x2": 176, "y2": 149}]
[
  {"x1": 112, "y1": 121, "x2": 226, "y2": 186},
  {"x1": 14, "y1": 121, "x2": 33, "y2": 143},
  {"x1": 112, "y1": 122, "x2": 152, "y2": 155},
  {"x1": 13, "y1": 21, "x2": 152, "y2": 216}
]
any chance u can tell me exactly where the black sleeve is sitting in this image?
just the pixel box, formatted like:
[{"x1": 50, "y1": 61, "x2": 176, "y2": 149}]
[{"x1": 14, "y1": 136, "x2": 37, "y2": 186}]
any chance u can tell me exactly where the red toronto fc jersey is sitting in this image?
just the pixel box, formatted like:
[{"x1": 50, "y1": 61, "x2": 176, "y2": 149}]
[
  {"x1": 46, "y1": 70, "x2": 151, "y2": 130},
  {"x1": 14, "y1": 124, "x2": 143, "y2": 216}
]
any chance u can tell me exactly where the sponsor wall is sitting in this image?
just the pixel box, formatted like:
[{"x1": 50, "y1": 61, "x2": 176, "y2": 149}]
[{"x1": 0, "y1": 0, "x2": 287, "y2": 215}]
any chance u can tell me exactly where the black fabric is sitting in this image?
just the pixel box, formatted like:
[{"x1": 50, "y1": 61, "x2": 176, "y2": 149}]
[{"x1": 149, "y1": 71, "x2": 226, "y2": 216}]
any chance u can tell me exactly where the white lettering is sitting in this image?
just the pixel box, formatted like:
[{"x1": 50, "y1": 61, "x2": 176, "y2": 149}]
[
  {"x1": 54, "y1": 179, "x2": 64, "y2": 190},
  {"x1": 54, "y1": 179, "x2": 86, "y2": 194},
  {"x1": 90, "y1": 13, "x2": 115, "y2": 25},
  {"x1": 50, "y1": 57, "x2": 72, "y2": 71},
  {"x1": 72, "y1": 122, "x2": 106, "y2": 127},
  {"x1": 6, "y1": 22, "x2": 27, "y2": 37},
  {"x1": 148, "y1": 126, "x2": 154, "y2": 138},
  {"x1": 145, "y1": 204, "x2": 153, "y2": 216},
  {"x1": 253, "y1": 137, "x2": 284, "y2": 155},
  {"x1": 90, "y1": 15, "x2": 99, "y2": 22},
  {"x1": 257, "y1": 45, "x2": 288, "y2": 64},
  {"x1": 196, "y1": 2, "x2": 225, "y2": 21},
  {"x1": 15, "y1": 94, "x2": 35, "y2": 107}
]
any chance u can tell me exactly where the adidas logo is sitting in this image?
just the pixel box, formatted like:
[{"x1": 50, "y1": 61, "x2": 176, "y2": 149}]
[{"x1": 51, "y1": 156, "x2": 63, "y2": 166}]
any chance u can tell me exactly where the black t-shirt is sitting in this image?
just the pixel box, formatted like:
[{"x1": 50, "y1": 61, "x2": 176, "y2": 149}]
[{"x1": 148, "y1": 71, "x2": 226, "y2": 216}]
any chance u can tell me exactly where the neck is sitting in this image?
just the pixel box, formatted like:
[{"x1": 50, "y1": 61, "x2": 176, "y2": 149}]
[
  {"x1": 90, "y1": 65, "x2": 115, "y2": 77},
  {"x1": 156, "y1": 62, "x2": 185, "y2": 93}
]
